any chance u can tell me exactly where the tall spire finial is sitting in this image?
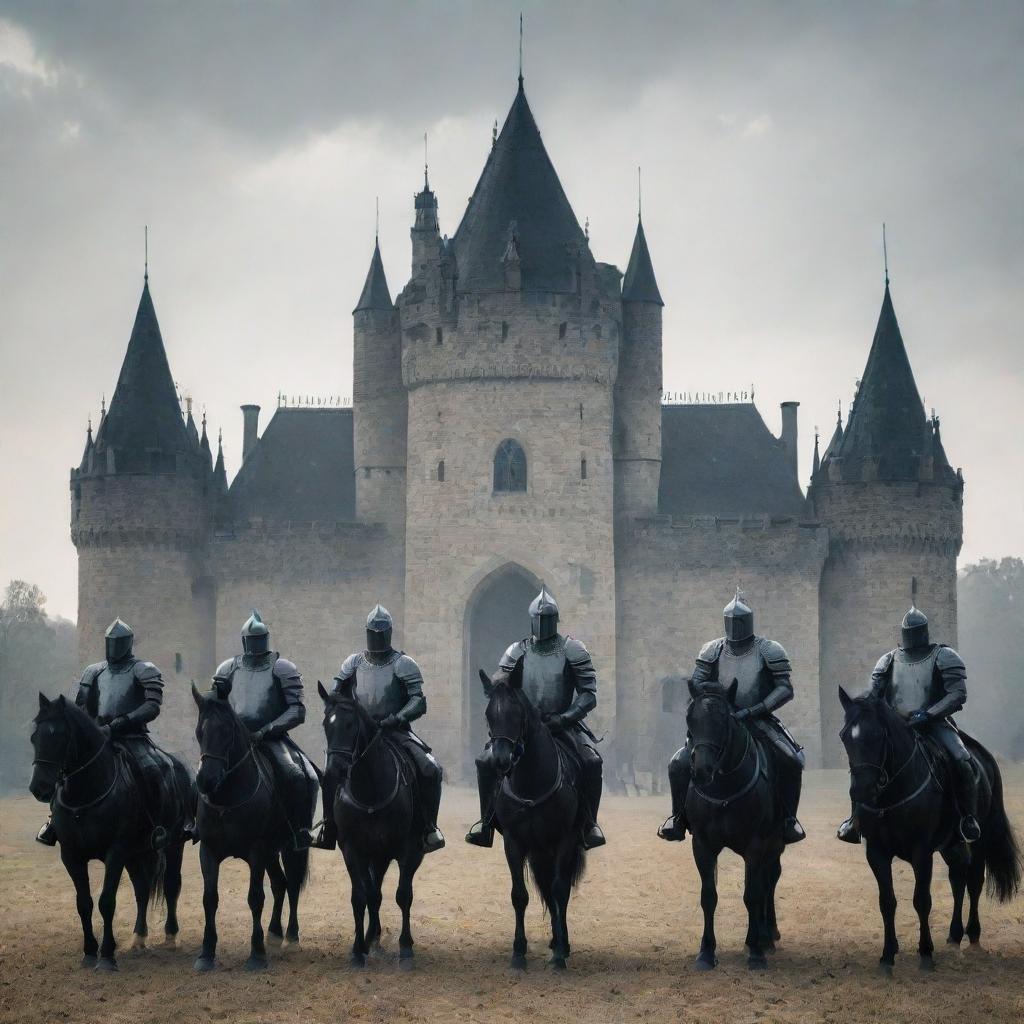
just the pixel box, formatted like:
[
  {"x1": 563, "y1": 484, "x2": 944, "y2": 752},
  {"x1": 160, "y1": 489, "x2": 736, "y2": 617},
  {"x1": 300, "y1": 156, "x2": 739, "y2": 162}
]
[
  {"x1": 375, "y1": 196, "x2": 380, "y2": 240},
  {"x1": 423, "y1": 131, "x2": 429, "y2": 190},
  {"x1": 882, "y1": 222, "x2": 889, "y2": 287},
  {"x1": 518, "y1": 12, "x2": 524, "y2": 85},
  {"x1": 837, "y1": 400, "x2": 842, "y2": 426},
  {"x1": 144, "y1": 224, "x2": 149, "y2": 283},
  {"x1": 637, "y1": 166, "x2": 643, "y2": 221}
]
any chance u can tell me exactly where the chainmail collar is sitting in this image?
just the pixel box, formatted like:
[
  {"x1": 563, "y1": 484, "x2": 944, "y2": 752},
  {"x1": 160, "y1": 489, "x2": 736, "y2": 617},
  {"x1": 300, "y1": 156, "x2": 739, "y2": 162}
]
[
  {"x1": 528, "y1": 633, "x2": 565, "y2": 657},
  {"x1": 895, "y1": 643, "x2": 938, "y2": 665},
  {"x1": 241, "y1": 650, "x2": 275, "y2": 671},
  {"x1": 362, "y1": 647, "x2": 401, "y2": 667},
  {"x1": 724, "y1": 635, "x2": 760, "y2": 658}
]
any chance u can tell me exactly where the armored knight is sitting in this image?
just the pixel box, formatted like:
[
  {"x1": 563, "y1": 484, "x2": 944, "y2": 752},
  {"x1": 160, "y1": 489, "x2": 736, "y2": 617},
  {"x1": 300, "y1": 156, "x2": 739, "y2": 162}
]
[
  {"x1": 466, "y1": 585, "x2": 606, "y2": 850},
  {"x1": 659, "y1": 591, "x2": 806, "y2": 844},
  {"x1": 315, "y1": 604, "x2": 445, "y2": 853},
  {"x1": 837, "y1": 604, "x2": 980, "y2": 844},
  {"x1": 36, "y1": 618, "x2": 171, "y2": 849},
  {"x1": 212, "y1": 611, "x2": 319, "y2": 849}
]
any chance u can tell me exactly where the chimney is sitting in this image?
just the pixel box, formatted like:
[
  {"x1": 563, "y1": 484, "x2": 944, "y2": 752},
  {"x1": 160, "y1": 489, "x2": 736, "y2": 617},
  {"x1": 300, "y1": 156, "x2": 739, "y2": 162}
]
[
  {"x1": 780, "y1": 401, "x2": 799, "y2": 480},
  {"x1": 241, "y1": 404, "x2": 260, "y2": 461}
]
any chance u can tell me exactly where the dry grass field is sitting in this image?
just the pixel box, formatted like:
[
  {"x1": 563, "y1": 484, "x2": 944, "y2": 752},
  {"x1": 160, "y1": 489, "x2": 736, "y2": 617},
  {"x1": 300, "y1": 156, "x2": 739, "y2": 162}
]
[{"x1": 2, "y1": 770, "x2": 1023, "y2": 1024}]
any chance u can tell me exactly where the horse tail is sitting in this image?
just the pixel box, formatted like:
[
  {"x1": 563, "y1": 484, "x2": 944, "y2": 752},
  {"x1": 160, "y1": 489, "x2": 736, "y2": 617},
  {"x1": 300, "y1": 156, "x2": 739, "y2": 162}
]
[
  {"x1": 149, "y1": 849, "x2": 168, "y2": 909},
  {"x1": 525, "y1": 844, "x2": 587, "y2": 917},
  {"x1": 295, "y1": 845, "x2": 310, "y2": 891},
  {"x1": 981, "y1": 755, "x2": 1021, "y2": 903}
]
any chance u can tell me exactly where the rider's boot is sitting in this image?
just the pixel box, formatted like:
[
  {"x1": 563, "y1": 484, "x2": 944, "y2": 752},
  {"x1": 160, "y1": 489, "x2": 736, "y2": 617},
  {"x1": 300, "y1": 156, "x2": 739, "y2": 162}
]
[
  {"x1": 837, "y1": 807, "x2": 862, "y2": 844},
  {"x1": 465, "y1": 758, "x2": 498, "y2": 848},
  {"x1": 780, "y1": 759, "x2": 806, "y2": 844},
  {"x1": 954, "y1": 759, "x2": 982, "y2": 843},
  {"x1": 313, "y1": 775, "x2": 338, "y2": 850},
  {"x1": 581, "y1": 759, "x2": 606, "y2": 850},
  {"x1": 658, "y1": 752, "x2": 690, "y2": 842},
  {"x1": 420, "y1": 767, "x2": 446, "y2": 854},
  {"x1": 35, "y1": 818, "x2": 58, "y2": 846}
]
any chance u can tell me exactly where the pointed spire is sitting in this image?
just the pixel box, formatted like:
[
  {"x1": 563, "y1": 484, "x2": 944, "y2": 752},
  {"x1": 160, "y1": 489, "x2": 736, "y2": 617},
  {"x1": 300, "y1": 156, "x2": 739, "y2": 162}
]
[
  {"x1": 821, "y1": 401, "x2": 844, "y2": 463},
  {"x1": 354, "y1": 237, "x2": 394, "y2": 313},
  {"x1": 94, "y1": 278, "x2": 192, "y2": 472},
  {"x1": 185, "y1": 396, "x2": 200, "y2": 448},
  {"x1": 518, "y1": 12, "x2": 524, "y2": 86},
  {"x1": 199, "y1": 410, "x2": 213, "y2": 470},
  {"x1": 812, "y1": 430, "x2": 821, "y2": 476},
  {"x1": 214, "y1": 428, "x2": 228, "y2": 493},
  {"x1": 622, "y1": 216, "x2": 664, "y2": 305},
  {"x1": 80, "y1": 417, "x2": 95, "y2": 469}
]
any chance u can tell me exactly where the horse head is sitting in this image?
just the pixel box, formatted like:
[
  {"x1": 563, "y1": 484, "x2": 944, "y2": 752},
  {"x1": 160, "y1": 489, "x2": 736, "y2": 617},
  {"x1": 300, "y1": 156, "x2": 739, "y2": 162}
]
[
  {"x1": 318, "y1": 678, "x2": 374, "y2": 779},
  {"x1": 30, "y1": 693, "x2": 73, "y2": 802},
  {"x1": 838, "y1": 686, "x2": 903, "y2": 805},
  {"x1": 479, "y1": 668, "x2": 531, "y2": 776},
  {"x1": 686, "y1": 677, "x2": 739, "y2": 785},
  {"x1": 192, "y1": 681, "x2": 246, "y2": 797}
]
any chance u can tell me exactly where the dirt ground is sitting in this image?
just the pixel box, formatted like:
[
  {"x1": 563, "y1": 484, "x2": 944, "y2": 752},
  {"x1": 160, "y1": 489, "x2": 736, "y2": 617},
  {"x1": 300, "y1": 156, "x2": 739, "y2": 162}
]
[{"x1": 2, "y1": 770, "x2": 1023, "y2": 1024}]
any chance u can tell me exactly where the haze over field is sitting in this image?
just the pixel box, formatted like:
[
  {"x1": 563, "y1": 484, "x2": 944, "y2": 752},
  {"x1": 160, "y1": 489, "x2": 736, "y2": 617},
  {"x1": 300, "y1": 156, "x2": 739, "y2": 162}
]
[{"x1": 1, "y1": 2, "x2": 1021, "y2": 619}]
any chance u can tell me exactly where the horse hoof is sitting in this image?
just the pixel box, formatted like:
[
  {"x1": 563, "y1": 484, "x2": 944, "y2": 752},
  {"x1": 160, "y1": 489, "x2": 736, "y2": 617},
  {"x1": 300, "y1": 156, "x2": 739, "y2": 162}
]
[
  {"x1": 131, "y1": 934, "x2": 147, "y2": 950},
  {"x1": 764, "y1": 940, "x2": 776, "y2": 954},
  {"x1": 747, "y1": 955, "x2": 768, "y2": 971},
  {"x1": 266, "y1": 930, "x2": 284, "y2": 948},
  {"x1": 95, "y1": 958, "x2": 118, "y2": 973},
  {"x1": 946, "y1": 936, "x2": 962, "y2": 947},
  {"x1": 80, "y1": 954, "x2": 98, "y2": 969},
  {"x1": 349, "y1": 953, "x2": 367, "y2": 969},
  {"x1": 161, "y1": 935, "x2": 179, "y2": 951},
  {"x1": 694, "y1": 953, "x2": 717, "y2": 971},
  {"x1": 245, "y1": 956, "x2": 268, "y2": 972},
  {"x1": 510, "y1": 955, "x2": 527, "y2": 971},
  {"x1": 919, "y1": 956, "x2": 935, "y2": 972},
  {"x1": 879, "y1": 962, "x2": 894, "y2": 977},
  {"x1": 398, "y1": 955, "x2": 414, "y2": 972},
  {"x1": 194, "y1": 956, "x2": 216, "y2": 972},
  {"x1": 548, "y1": 955, "x2": 567, "y2": 971}
]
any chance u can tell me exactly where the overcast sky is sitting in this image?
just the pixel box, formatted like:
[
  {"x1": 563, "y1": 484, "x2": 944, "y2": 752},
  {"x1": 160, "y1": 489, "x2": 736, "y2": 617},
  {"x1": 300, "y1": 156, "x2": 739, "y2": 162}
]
[{"x1": 1, "y1": 1, "x2": 1021, "y2": 621}]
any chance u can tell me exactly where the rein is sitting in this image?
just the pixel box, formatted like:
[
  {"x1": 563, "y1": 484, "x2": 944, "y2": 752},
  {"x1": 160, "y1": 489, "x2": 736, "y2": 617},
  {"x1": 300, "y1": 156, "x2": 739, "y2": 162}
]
[
  {"x1": 494, "y1": 690, "x2": 564, "y2": 810},
  {"x1": 327, "y1": 702, "x2": 405, "y2": 815},
  {"x1": 691, "y1": 731, "x2": 763, "y2": 808},
  {"x1": 852, "y1": 734, "x2": 934, "y2": 817},
  {"x1": 199, "y1": 725, "x2": 265, "y2": 814},
  {"x1": 34, "y1": 723, "x2": 118, "y2": 813}
]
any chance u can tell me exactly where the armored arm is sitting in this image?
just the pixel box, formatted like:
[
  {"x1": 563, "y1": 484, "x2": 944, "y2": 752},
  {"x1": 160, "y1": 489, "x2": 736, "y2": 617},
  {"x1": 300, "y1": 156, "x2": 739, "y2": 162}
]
[
  {"x1": 261, "y1": 657, "x2": 305, "y2": 738},
  {"x1": 869, "y1": 652, "x2": 893, "y2": 700},
  {"x1": 690, "y1": 640, "x2": 723, "y2": 689},
  {"x1": 926, "y1": 647, "x2": 967, "y2": 720},
  {"x1": 759, "y1": 640, "x2": 794, "y2": 716},
  {"x1": 392, "y1": 655, "x2": 427, "y2": 724},
  {"x1": 75, "y1": 664, "x2": 102, "y2": 717},
  {"x1": 111, "y1": 662, "x2": 163, "y2": 734},
  {"x1": 561, "y1": 637, "x2": 597, "y2": 724},
  {"x1": 212, "y1": 657, "x2": 236, "y2": 700}
]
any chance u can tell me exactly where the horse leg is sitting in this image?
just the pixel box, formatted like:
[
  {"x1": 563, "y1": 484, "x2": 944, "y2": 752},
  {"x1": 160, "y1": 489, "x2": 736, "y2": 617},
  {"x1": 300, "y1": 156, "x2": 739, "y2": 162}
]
[
  {"x1": 503, "y1": 834, "x2": 529, "y2": 970},
  {"x1": 245, "y1": 855, "x2": 268, "y2": 971},
  {"x1": 281, "y1": 845, "x2": 309, "y2": 946},
  {"x1": 766, "y1": 857, "x2": 782, "y2": 946},
  {"x1": 965, "y1": 846, "x2": 985, "y2": 947},
  {"x1": 266, "y1": 856, "x2": 286, "y2": 946},
  {"x1": 341, "y1": 845, "x2": 369, "y2": 967},
  {"x1": 126, "y1": 857, "x2": 151, "y2": 950},
  {"x1": 396, "y1": 849, "x2": 423, "y2": 970},
  {"x1": 548, "y1": 839, "x2": 575, "y2": 970},
  {"x1": 692, "y1": 836, "x2": 719, "y2": 970},
  {"x1": 943, "y1": 848, "x2": 967, "y2": 946},
  {"x1": 866, "y1": 843, "x2": 899, "y2": 971},
  {"x1": 194, "y1": 844, "x2": 220, "y2": 971},
  {"x1": 96, "y1": 847, "x2": 127, "y2": 971},
  {"x1": 61, "y1": 848, "x2": 98, "y2": 967},
  {"x1": 162, "y1": 840, "x2": 184, "y2": 948},
  {"x1": 366, "y1": 855, "x2": 388, "y2": 953},
  {"x1": 743, "y1": 858, "x2": 769, "y2": 970},
  {"x1": 911, "y1": 849, "x2": 935, "y2": 970}
]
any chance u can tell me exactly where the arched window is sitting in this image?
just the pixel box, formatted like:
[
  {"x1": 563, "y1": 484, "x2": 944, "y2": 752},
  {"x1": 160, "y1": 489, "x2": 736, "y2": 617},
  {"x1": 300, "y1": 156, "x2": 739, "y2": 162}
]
[
  {"x1": 493, "y1": 439, "x2": 527, "y2": 493},
  {"x1": 437, "y1": 459, "x2": 445, "y2": 482}
]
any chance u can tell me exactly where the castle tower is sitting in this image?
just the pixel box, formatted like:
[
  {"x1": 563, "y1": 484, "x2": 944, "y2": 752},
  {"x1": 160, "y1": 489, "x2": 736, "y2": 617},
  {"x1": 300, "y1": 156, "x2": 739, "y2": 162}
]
[
  {"x1": 812, "y1": 281, "x2": 963, "y2": 764},
  {"x1": 70, "y1": 276, "x2": 216, "y2": 754},
  {"x1": 352, "y1": 237, "x2": 407, "y2": 530},
  {"x1": 615, "y1": 213, "x2": 664, "y2": 515},
  {"x1": 397, "y1": 76, "x2": 621, "y2": 777}
]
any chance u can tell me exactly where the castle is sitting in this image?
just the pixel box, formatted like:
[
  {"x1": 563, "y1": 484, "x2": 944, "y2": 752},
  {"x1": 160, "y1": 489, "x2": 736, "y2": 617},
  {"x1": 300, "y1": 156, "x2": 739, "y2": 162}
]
[{"x1": 69, "y1": 75, "x2": 964, "y2": 784}]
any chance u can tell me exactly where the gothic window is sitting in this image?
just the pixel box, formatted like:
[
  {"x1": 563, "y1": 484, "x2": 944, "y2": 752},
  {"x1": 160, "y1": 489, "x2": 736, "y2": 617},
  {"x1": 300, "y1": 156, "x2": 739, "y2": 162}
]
[
  {"x1": 558, "y1": 321, "x2": 567, "y2": 339},
  {"x1": 493, "y1": 438, "x2": 527, "y2": 493},
  {"x1": 580, "y1": 457, "x2": 587, "y2": 480},
  {"x1": 501, "y1": 321, "x2": 509, "y2": 340},
  {"x1": 175, "y1": 652, "x2": 183, "y2": 674},
  {"x1": 437, "y1": 459, "x2": 445, "y2": 482},
  {"x1": 436, "y1": 327, "x2": 443, "y2": 345}
]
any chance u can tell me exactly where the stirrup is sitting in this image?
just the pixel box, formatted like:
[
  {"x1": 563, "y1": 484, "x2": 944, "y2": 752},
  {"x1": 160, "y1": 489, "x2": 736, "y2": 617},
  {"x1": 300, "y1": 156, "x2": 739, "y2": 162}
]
[
  {"x1": 784, "y1": 818, "x2": 806, "y2": 844},
  {"x1": 293, "y1": 827, "x2": 315, "y2": 851},
  {"x1": 312, "y1": 825, "x2": 337, "y2": 851},
  {"x1": 960, "y1": 816, "x2": 981, "y2": 844},
  {"x1": 424, "y1": 828, "x2": 446, "y2": 854},
  {"x1": 465, "y1": 821, "x2": 494, "y2": 848},
  {"x1": 657, "y1": 816, "x2": 687, "y2": 842},
  {"x1": 582, "y1": 823, "x2": 606, "y2": 850},
  {"x1": 35, "y1": 822, "x2": 58, "y2": 847},
  {"x1": 836, "y1": 818, "x2": 861, "y2": 844}
]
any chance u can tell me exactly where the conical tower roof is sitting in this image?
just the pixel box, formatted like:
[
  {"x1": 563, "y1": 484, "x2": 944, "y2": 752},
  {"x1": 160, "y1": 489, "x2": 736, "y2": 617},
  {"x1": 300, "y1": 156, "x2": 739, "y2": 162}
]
[
  {"x1": 622, "y1": 217, "x2": 663, "y2": 305},
  {"x1": 94, "y1": 280, "x2": 192, "y2": 473},
  {"x1": 452, "y1": 79, "x2": 591, "y2": 294},
  {"x1": 353, "y1": 239, "x2": 393, "y2": 313},
  {"x1": 833, "y1": 284, "x2": 949, "y2": 480}
]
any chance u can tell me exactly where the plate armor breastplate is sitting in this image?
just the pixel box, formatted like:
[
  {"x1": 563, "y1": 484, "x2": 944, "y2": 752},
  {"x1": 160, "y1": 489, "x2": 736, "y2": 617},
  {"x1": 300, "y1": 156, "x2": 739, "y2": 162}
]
[
  {"x1": 95, "y1": 662, "x2": 142, "y2": 721},
  {"x1": 522, "y1": 642, "x2": 573, "y2": 716},
  {"x1": 229, "y1": 659, "x2": 284, "y2": 731},
  {"x1": 718, "y1": 644, "x2": 767, "y2": 709},
  {"x1": 890, "y1": 647, "x2": 941, "y2": 718},
  {"x1": 355, "y1": 655, "x2": 405, "y2": 719}
]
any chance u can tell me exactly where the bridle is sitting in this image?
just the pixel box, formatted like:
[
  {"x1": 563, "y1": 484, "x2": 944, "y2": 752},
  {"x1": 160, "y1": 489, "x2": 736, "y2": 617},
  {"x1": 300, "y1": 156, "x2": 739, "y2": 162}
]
[
  {"x1": 688, "y1": 690, "x2": 761, "y2": 808},
  {"x1": 198, "y1": 712, "x2": 264, "y2": 813},
  {"x1": 325, "y1": 698, "x2": 402, "y2": 815},
  {"x1": 490, "y1": 687, "x2": 564, "y2": 809},
  {"x1": 32, "y1": 718, "x2": 116, "y2": 811},
  {"x1": 844, "y1": 718, "x2": 931, "y2": 815},
  {"x1": 487, "y1": 689, "x2": 528, "y2": 777},
  {"x1": 689, "y1": 689, "x2": 744, "y2": 780},
  {"x1": 325, "y1": 698, "x2": 386, "y2": 770}
]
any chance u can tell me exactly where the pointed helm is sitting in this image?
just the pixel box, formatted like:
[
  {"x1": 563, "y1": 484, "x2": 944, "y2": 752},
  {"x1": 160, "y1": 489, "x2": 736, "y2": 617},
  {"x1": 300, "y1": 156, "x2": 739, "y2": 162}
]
[
  {"x1": 104, "y1": 617, "x2": 134, "y2": 664},
  {"x1": 241, "y1": 609, "x2": 271, "y2": 657},
  {"x1": 900, "y1": 605, "x2": 930, "y2": 651},
  {"x1": 723, "y1": 589, "x2": 754, "y2": 643},
  {"x1": 366, "y1": 604, "x2": 394, "y2": 654},
  {"x1": 529, "y1": 585, "x2": 559, "y2": 643}
]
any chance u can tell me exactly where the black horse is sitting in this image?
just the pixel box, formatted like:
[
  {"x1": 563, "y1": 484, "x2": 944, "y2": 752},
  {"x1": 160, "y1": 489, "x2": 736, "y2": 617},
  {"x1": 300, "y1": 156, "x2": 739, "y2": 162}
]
[
  {"x1": 478, "y1": 668, "x2": 587, "y2": 970},
  {"x1": 318, "y1": 679, "x2": 429, "y2": 968},
  {"x1": 838, "y1": 687, "x2": 1020, "y2": 971},
  {"x1": 191, "y1": 683, "x2": 315, "y2": 971},
  {"x1": 680, "y1": 678, "x2": 793, "y2": 971},
  {"x1": 29, "y1": 693, "x2": 191, "y2": 971}
]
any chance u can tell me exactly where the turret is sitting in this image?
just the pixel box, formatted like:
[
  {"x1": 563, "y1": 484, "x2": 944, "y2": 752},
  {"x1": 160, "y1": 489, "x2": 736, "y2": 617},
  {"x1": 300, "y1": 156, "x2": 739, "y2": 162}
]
[
  {"x1": 352, "y1": 236, "x2": 407, "y2": 529},
  {"x1": 615, "y1": 213, "x2": 663, "y2": 515},
  {"x1": 70, "y1": 275, "x2": 216, "y2": 752},
  {"x1": 411, "y1": 159, "x2": 441, "y2": 281},
  {"x1": 812, "y1": 279, "x2": 963, "y2": 765}
]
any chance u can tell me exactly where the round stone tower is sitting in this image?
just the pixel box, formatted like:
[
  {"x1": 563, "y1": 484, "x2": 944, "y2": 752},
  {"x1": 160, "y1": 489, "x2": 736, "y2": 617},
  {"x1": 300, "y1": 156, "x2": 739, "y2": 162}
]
[
  {"x1": 70, "y1": 278, "x2": 216, "y2": 755},
  {"x1": 396, "y1": 77, "x2": 622, "y2": 776},
  {"x1": 812, "y1": 282, "x2": 964, "y2": 765}
]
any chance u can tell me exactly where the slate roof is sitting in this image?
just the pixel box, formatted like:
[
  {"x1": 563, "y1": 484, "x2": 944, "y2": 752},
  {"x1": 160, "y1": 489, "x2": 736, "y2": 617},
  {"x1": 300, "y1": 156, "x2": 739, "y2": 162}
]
[
  {"x1": 622, "y1": 218, "x2": 663, "y2": 305},
  {"x1": 452, "y1": 79, "x2": 592, "y2": 294},
  {"x1": 659, "y1": 404, "x2": 806, "y2": 518},
  {"x1": 827, "y1": 284, "x2": 952, "y2": 481},
  {"x1": 354, "y1": 239, "x2": 394, "y2": 313},
  {"x1": 93, "y1": 280, "x2": 194, "y2": 473},
  {"x1": 228, "y1": 408, "x2": 356, "y2": 523}
]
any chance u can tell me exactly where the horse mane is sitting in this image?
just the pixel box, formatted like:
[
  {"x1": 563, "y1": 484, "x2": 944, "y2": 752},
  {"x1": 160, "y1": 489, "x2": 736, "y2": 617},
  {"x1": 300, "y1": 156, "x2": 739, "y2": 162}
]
[
  {"x1": 38, "y1": 696, "x2": 101, "y2": 738},
  {"x1": 201, "y1": 689, "x2": 253, "y2": 739},
  {"x1": 849, "y1": 692, "x2": 914, "y2": 754}
]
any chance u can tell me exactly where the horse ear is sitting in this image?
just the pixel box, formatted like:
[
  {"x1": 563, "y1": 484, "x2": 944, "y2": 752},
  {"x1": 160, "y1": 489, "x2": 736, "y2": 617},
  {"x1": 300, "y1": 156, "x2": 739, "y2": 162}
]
[
  {"x1": 38, "y1": 692, "x2": 50, "y2": 711},
  {"x1": 317, "y1": 680, "x2": 331, "y2": 703},
  {"x1": 191, "y1": 682, "x2": 205, "y2": 708},
  {"x1": 478, "y1": 669, "x2": 493, "y2": 697},
  {"x1": 726, "y1": 678, "x2": 739, "y2": 706},
  {"x1": 56, "y1": 694, "x2": 67, "y2": 707},
  {"x1": 838, "y1": 686, "x2": 853, "y2": 713}
]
